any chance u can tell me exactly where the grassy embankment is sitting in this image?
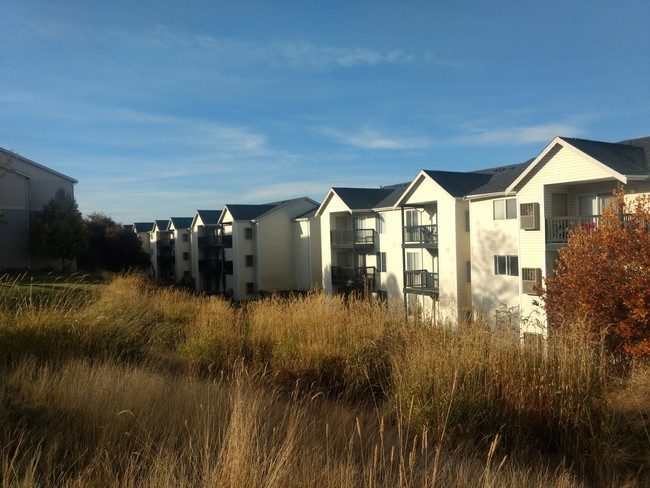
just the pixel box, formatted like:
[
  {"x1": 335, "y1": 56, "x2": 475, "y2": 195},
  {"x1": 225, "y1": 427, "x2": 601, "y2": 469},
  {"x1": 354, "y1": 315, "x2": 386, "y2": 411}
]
[{"x1": 1, "y1": 273, "x2": 649, "y2": 487}]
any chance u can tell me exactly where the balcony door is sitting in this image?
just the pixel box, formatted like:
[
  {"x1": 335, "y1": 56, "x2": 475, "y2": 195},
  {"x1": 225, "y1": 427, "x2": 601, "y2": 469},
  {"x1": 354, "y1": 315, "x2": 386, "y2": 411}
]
[
  {"x1": 579, "y1": 194, "x2": 612, "y2": 216},
  {"x1": 406, "y1": 251, "x2": 421, "y2": 271}
]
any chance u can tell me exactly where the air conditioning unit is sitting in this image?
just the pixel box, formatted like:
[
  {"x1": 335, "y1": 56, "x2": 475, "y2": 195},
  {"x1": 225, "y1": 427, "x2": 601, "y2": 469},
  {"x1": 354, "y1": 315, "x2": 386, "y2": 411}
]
[
  {"x1": 520, "y1": 203, "x2": 540, "y2": 230},
  {"x1": 522, "y1": 268, "x2": 542, "y2": 295}
]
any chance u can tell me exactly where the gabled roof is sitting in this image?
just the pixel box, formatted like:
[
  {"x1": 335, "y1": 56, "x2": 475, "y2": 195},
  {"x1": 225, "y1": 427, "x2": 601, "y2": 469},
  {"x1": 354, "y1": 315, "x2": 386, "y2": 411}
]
[
  {"x1": 394, "y1": 169, "x2": 495, "y2": 207},
  {"x1": 333, "y1": 187, "x2": 396, "y2": 210},
  {"x1": 422, "y1": 170, "x2": 493, "y2": 197},
  {"x1": 466, "y1": 162, "x2": 531, "y2": 198},
  {"x1": 133, "y1": 222, "x2": 154, "y2": 233},
  {"x1": 505, "y1": 136, "x2": 650, "y2": 194},
  {"x1": 193, "y1": 209, "x2": 222, "y2": 227},
  {"x1": 319, "y1": 186, "x2": 400, "y2": 215},
  {"x1": 169, "y1": 217, "x2": 193, "y2": 230},
  {"x1": 220, "y1": 197, "x2": 318, "y2": 224},
  {"x1": 374, "y1": 183, "x2": 410, "y2": 209},
  {"x1": 223, "y1": 204, "x2": 277, "y2": 221},
  {"x1": 563, "y1": 137, "x2": 648, "y2": 176},
  {"x1": 154, "y1": 219, "x2": 170, "y2": 231},
  {"x1": 0, "y1": 147, "x2": 78, "y2": 184}
]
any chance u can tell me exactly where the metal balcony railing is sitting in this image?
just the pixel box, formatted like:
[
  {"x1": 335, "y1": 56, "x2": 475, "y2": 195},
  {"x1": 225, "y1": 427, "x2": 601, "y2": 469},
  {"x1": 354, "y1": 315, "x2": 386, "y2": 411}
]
[
  {"x1": 545, "y1": 215, "x2": 601, "y2": 243},
  {"x1": 198, "y1": 235, "x2": 222, "y2": 248},
  {"x1": 330, "y1": 229, "x2": 376, "y2": 246},
  {"x1": 331, "y1": 266, "x2": 376, "y2": 285},
  {"x1": 404, "y1": 270, "x2": 439, "y2": 291},
  {"x1": 403, "y1": 224, "x2": 438, "y2": 245}
]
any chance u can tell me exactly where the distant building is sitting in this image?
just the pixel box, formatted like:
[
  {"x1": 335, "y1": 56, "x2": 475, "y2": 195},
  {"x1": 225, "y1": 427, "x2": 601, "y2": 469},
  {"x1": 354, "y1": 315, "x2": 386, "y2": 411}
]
[{"x1": 0, "y1": 147, "x2": 77, "y2": 270}]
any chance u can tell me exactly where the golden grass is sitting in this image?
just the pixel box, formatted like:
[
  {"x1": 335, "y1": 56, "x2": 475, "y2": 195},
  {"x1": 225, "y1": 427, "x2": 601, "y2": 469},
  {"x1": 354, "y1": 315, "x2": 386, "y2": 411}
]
[{"x1": 0, "y1": 273, "x2": 648, "y2": 486}]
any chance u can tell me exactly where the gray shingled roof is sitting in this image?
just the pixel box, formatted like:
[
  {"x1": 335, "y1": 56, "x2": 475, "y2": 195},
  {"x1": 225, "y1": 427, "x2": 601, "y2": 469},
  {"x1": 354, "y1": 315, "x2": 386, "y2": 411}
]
[
  {"x1": 332, "y1": 187, "x2": 396, "y2": 210},
  {"x1": 170, "y1": 217, "x2": 193, "y2": 230},
  {"x1": 374, "y1": 183, "x2": 410, "y2": 208},
  {"x1": 133, "y1": 222, "x2": 154, "y2": 233},
  {"x1": 196, "y1": 210, "x2": 222, "y2": 225},
  {"x1": 154, "y1": 219, "x2": 169, "y2": 231},
  {"x1": 466, "y1": 161, "x2": 531, "y2": 197},
  {"x1": 226, "y1": 204, "x2": 278, "y2": 220},
  {"x1": 564, "y1": 137, "x2": 649, "y2": 176},
  {"x1": 421, "y1": 170, "x2": 493, "y2": 197}
]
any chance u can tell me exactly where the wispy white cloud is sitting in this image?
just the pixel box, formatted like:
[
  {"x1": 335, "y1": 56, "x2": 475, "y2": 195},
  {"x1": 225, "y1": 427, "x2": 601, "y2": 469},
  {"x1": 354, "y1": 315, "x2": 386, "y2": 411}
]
[
  {"x1": 319, "y1": 127, "x2": 431, "y2": 149},
  {"x1": 113, "y1": 26, "x2": 416, "y2": 71},
  {"x1": 462, "y1": 123, "x2": 582, "y2": 145}
]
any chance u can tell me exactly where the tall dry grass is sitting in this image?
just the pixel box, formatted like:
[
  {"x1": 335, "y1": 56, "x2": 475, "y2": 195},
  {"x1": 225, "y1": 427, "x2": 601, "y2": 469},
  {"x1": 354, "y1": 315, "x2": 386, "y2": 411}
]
[
  {"x1": 1, "y1": 359, "x2": 594, "y2": 488},
  {"x1": 0, "y1": 273, "x2": 648, "y2": 486}
]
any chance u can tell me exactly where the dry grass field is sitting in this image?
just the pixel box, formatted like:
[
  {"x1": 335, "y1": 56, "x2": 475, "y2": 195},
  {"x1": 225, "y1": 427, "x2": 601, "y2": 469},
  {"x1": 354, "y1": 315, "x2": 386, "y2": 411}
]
[{"x1": 1, "y1": 273, "x2": 649, "y2": 487}]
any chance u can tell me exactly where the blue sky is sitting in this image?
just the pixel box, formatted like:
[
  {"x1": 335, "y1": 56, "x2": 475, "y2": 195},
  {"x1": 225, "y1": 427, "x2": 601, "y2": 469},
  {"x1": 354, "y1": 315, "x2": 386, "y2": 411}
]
[{"x1": 2, "y1": 0, "x2": 649, "y2": 224}]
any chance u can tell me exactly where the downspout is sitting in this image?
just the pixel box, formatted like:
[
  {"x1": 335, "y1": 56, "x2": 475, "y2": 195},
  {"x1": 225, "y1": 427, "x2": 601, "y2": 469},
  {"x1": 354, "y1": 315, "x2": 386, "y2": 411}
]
[
  {"x1": 25, "y1": 177, "x2": 31, "y2": 269},
  {"x1": 253, "y1": 220, "x2": 260, "y2": 296},
  {"x1": 401, "y1": 205, "x2": 407, "y2": 318}
]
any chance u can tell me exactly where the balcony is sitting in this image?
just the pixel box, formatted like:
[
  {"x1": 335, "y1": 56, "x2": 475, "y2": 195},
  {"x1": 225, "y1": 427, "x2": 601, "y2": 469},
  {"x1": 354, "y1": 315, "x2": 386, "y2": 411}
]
[
  {"x1": 199, "y1": 258, "x2": 222, "y2": 272},
  {"x1": 404, "y1": 270, "x2": 439, "y2": 295},
  {"x1": 157, "y1": 238, "x2": 173, "y2": 249},
  {"x1": 198, "y1": 235, "x2": 222, "y2": 248},
  {"x1": 331, "y1": 266, "x2": 376, "y2": 287},
  {"x1": 403, "y1": 224, "x2": 438, "y2": 248},
  {"x1": 546, "y1": 215, "x2": 601, "y2": 243},
  {"x1": 330, "y1": 229, "x2": 376, "y2": 248}
]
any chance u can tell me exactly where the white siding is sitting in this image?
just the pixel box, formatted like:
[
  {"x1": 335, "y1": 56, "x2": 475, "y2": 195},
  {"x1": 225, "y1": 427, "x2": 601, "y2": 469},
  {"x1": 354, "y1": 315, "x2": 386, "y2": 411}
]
[{"x1": 470, "y1": 198, "x2": 519, "y2": 320}]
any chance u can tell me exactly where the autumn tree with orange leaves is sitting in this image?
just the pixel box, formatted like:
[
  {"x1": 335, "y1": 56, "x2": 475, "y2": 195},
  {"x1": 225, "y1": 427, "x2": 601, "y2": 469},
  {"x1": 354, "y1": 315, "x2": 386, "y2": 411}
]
[{"x1": 541, "y1": 190, "x2": 650, "y2": 357}]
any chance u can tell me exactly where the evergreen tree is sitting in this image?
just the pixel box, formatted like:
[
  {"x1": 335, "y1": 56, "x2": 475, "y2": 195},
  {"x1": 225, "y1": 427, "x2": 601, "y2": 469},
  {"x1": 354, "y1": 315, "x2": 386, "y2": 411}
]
[{"x1": 30, "y1": 188, "x2": 88, "y2": 269}]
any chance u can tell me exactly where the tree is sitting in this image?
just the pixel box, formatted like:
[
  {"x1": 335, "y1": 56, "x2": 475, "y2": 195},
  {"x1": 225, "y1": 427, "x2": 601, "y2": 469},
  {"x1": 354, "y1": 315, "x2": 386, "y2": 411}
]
[
  {"x1": 30, "y1": 188, "x2": 88, "y2": 270},
  {"x1": 541, "y1": 190, "x2": 650, "y2": 357},
  {"x1": 78, "y1": 212, "x2": 151, "y2": 272}
]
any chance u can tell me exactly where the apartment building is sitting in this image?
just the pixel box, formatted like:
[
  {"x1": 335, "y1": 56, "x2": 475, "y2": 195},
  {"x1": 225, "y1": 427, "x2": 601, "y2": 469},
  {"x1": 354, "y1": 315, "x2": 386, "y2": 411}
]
[
  {"x1": 132, "y1": 222, "x2": 154, "y2": 276},
  {"x1": 316, "y1": 184, "x2": 407, "y2": 300},
  {"x1": 467, "y1": 136, "x2": 650, "y2": 333},
  {"x1": 394, "y1": 170, "x2": 501, "y2": 323},
  {"x1": 219, "y1": 197, "x2": 319, "y2": 300},
  {"x1": 0, "y1": 147, "x2": 77, "y2": 270},
  {"x1": 150, "y1": 219, "x2": 173, "y2": 281},
  {"x1": 190, "y1": 210, "x2": 223, "y2": 293},
  {"x1": 169, "y1": 217, "x2": 193, "y2": 284},
  {"x1": 292, "y1": 208, "x2": 322, "y2": 291}
]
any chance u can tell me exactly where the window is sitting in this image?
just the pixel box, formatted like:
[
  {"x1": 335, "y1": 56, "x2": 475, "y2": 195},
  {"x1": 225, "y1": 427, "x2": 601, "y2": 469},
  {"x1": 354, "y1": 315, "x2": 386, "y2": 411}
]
[
  {"x1": 182, "y1": 252, "x2": 189, "y2": 261},
  {"x1": 377, "y1": 290, "x2": 388, "y2": 301},
  {"x1": 376, "y1": 214, "x2": 385, "y2": 234},
  {"x1": 224, "y1": 261, "x2": 233, "y2": 275},
  {"x1": 579, "y1": 194, "x2": 613, "y2": 216},
  {"x1": 406, "y1": 251, "x2": 420, "y2": 271},
  {"x1": 465, "y1": 210, "x2": 470, "y2": 232},
  {"x1": 376, "y1": 252, "x2": 386, "y2": 272},
  {"x1": 494, "y1": 255, "x2": 518, "y2": 276},
  {"x1": 493, "y1": 198, "x2": 517, "y2": 220},
  {"x1": 246, "y1": 282, "x2": 255, "y2": 295},
  {"x1": 466, "y1": 261, "x2": 471, "y2": 282},
  {"x1": 405, "y1": 209, "x2": 419, "y2": 227},
  {"x1": 183, "y1": 271, "x2": 190, "y2": 278},
  {"x1": 182, "y1": 233, "x2": 189, "y2": 242},
  {"x1": 244, "y1": 227, "x2": 253, "y2": 239},
  {"x1": 245, "y1": 254, "x2": 254, "y2": 267}
]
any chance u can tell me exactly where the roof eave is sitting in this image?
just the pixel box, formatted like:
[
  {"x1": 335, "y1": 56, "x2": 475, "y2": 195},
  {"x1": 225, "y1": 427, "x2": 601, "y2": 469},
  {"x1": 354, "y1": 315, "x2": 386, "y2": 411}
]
[{"x1": 464, "y1": 191, "x2": 515, "y2": 201}]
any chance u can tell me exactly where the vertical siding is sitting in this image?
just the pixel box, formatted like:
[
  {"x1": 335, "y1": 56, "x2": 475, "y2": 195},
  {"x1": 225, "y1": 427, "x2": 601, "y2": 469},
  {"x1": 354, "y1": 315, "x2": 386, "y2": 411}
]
[
  {"x1": 454, "y1": 200, "x2": 472, "y2": 314},
  {"x1": 469, "y1": 198, "x2": 519, "y2": 319},
  {"x1": 378, "y1": 208, "x2": 404, "y2": 300}
]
